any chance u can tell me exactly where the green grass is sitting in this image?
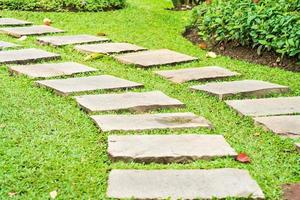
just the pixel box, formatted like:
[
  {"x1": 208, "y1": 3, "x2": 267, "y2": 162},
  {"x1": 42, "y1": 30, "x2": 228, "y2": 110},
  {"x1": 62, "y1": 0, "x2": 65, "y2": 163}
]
[{"x1": 0, "y1": 0, "x2": 300, "y2": 199}]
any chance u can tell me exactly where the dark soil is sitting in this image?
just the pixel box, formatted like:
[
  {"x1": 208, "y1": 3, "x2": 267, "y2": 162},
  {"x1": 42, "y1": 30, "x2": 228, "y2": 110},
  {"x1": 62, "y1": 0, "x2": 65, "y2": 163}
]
[
  {"x1": 183, "y1": 27, "x2": 300, "y2": 72},
  {"x1": 282, "y1": 183, "x2": 300, "y2": 200}
]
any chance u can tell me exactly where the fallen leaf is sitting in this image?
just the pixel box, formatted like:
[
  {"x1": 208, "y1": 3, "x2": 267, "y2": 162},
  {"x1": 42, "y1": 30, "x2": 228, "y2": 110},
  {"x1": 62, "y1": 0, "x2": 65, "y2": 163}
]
[
  {"x1": 254, "y1": 132, "x2": 261, "y2": 137},
  {"x1": 18, "y1": 36, "x2": 27, "y2": 41},
  {"x1": 8, "y1": 192, "x2": 16, "y2": 197},
  {"x1": 97, "y1": 32, "x2": 107, "y2": 36},
  {"x1": 84, "y1": 53, "x2": 104, "y2": 61},
  {"x1": 49, "y1": 190, "x2": 57, "y2": 199},
  {"x1": 236, "y1": 153, "x2": 251, "y2": 163},
  {"x1": 43, "y1": 18, "x2": 52, "y2": 26},
  {"x1": 198, "y1": 42, "x2": 207, "y2": 49},
  {"x1": 206, "y1": 51, "x2": 217, "y2": 58}
]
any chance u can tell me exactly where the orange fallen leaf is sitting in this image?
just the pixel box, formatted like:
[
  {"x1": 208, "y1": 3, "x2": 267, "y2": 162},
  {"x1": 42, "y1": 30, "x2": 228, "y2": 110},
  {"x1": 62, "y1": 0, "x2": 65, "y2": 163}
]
[
  {"x1": 198, "y1": 42, "x2": 207, "y2": 49},
  {"x1": 236, "y1": 153, "x2": 251, "y2": 163},
  {"x1": 43, "y1": 18, "x2": 52, "y2": 26}
]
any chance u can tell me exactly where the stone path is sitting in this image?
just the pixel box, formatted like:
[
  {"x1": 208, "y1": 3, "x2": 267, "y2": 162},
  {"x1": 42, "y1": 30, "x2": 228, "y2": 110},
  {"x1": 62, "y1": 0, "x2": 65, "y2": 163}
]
[
  {"x1": 37, "y1": 34, "x2": 110, "y2": 46},
  {"x1": 115, "y1": 49, "x2": 198, "y2": 67},
  {"x1": 155, "y1": 66, "x2": 239, "y2": 83},
  {"x1": 75, "y1": 42, "x2": 146, "y2": 54},
  {"x1": 254, "y1": 115, "x2": 300, "y2": 138},
  {"x1": 0, "y1": 16, "x2": 270, "y2": 199},
  {"x1": 91, "y1": 112, "x2": 212, "y2": 132},
  {"x1": 0, "y1": 48, "x2": 60, "y2": 64},
  {"x1": 226, "y1": 96, "x2": 300, "y2": 117},
  {"x1": 0, "y1": 25, "x2": 64, "y2": 38},
  {"x1": 0, "y1": 41, "x2": 19, "y2": 49},
  {"x1": 36, "y1": 75, "x2": 143, "y2": 95},
  {"x1": 282, "y1": 183, "x2": 300, "y2": 200},
  {"x1": 108, "y1": 134, "x2": 237, "y2": 163},
  {"x1": 9, "y1": 62, "x2": 97, "y2": 78},
  {"x1": 191, "y1": 80, "x2": 289, "y2": 100},
  {"x1": 0, "y1": 18, "x2": 32, "y2": 26},
  {"x1": 75, "y1": 91, "x2": 185, "y2": 113},
  {"x1": 107, "y1": 169, "x2": 265, "y2": 199}
]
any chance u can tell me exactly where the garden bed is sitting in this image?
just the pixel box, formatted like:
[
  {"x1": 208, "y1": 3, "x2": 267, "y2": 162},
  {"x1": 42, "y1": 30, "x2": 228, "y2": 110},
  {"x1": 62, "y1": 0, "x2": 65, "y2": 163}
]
[{"x1": 184, "y1": 27, "x2": 300, "y2": 72}]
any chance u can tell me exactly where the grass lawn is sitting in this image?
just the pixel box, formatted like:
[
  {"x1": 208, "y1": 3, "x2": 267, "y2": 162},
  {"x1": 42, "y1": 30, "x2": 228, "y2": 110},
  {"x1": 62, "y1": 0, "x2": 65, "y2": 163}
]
[{"x1": 0, "y1": 0, "x2": 299, "y2": 199}]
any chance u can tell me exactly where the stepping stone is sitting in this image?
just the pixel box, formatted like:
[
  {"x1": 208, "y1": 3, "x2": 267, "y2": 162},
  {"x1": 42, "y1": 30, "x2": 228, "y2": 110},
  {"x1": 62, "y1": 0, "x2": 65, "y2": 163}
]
[
  {"x1": 155, "y1": 66, "x2": 239, "y2": 83},
  {"x1": 115, "y1": 49, "x2": 198, "y2": 67},
  {"x1": 0, "y1": 41, "x2": 19, "y2": 50},
  {"x1": 0, "y1": 25, "x2": 64, "y2": 38},
  {"x1": 9, "y1": 62, "x2": 97, "y2": 78},
  {"x1": 282, "y1": 183, "x2": 300, "y2": 200},
  {"x1": 0, "y1": 18, "x2": 32, "y2": 26},
  {"x1": 107, "y1": 169, "x2": 265, "y2": 199},
  {"x1": 191, "y1": 80, "x2": 289, "y2": 100},
  {"x1": 254, "y1": 115, "x2": 300, "y2": 138},
  {"x1": 37, "y1": 34, "x2": 110, "y2": 46},
  {"x1": 36, "y1": 75, "x2": 143, "y2": 96},
  {"x1": 226, "y1": 97, "x2": 300, "y2": 117},
  {"x1": 75, "y1": 91, "x2": 185, "y2": 113},
  {"x1": 75, "y1": 42, "x2": 146, "y2": 54},
  {"x1": 296, "y1": 143, "x2": 300, "y2": 153},
  {"x1": 0, "y1": 48, "x2": 60, "y2": 64},
  {"x1": 91, "y1": 112, "x2": 212, "y2": 132},
  {"x1": 108, "y1": 134, "x2": 237, "y2": 163}
]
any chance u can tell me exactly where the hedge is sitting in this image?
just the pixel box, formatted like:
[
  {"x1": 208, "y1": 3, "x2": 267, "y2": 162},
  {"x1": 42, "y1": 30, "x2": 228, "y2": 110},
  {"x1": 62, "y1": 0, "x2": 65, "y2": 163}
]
[
  {"x1": 0, "y1": 0, "x2": 126, "y2": 12},
  {"x1": 191, "y1": 0, "x2": 300, "y2": 59}
]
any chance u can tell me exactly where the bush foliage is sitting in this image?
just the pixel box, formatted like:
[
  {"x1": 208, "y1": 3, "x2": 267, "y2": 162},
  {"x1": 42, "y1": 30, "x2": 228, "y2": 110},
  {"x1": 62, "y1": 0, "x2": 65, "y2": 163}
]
[
  {"x1": 0, "y1": 0, "x2": 126, "y2": 12},
  {"x1": 191, "y1": 0, "x2": 300, "y2": 59}
]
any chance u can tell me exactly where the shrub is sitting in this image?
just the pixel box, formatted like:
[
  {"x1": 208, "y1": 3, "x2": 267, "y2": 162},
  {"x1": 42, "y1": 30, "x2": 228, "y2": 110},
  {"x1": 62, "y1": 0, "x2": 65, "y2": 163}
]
[
  {"x1": 191, "y1": 0, "x2": 300, "y2": 59},
  {"x1": 0, "y1": 0, "x2": 126, "y2": 12}
]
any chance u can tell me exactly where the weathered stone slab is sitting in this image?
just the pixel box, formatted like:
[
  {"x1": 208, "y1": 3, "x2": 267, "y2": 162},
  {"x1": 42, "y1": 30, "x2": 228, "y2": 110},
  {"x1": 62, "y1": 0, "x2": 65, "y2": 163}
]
[
  {"x1": 0, "y1": 25, "x2": 64, "y2": 38},
  {"x1": 75, "y1": 91, "x2": 185, "y2": 113},
  {"x1": 155, "y1": 66, "x2": 239, "y2": 83},
  {"x1": 191, "y1": 80, "x2": 289, "y2": 100},
  {"x1": 36, "y1": 75, "x2": 143, "y2": 95},
  {"x1": 282, "y1": 183, "x2": 300, "y2": 200},
  {"x1": 226, "y1": 97, "x2": 300, "y2": 117},
  {"x1": 254, "y1": 115, "x2": 300, "y2": 138},
  {"x1": 9, "y1": 62, "x2": 97, "y2": 78},
  {"x1": 108, "y1": 134, "x2": 237, "y2": 163},
  {"x1": 0, "y1": 18, "x2": 32, "y2": 26},
  {"x1": 75, "y1": 42, "x2": 146, "y2": 54},
  {"x1": 296, "y1": 143, "x2": 300, "y2": 153},
  {"x1": 115, "y1": 49, "x2": 198, "y2": 67},
  {"x1": 0, "y1": 48, "x2": 60, "y2": 64},
  {"x1": 91, "y1": 112, "x2": 212, "y2": 132},
  {"x1": 37, "y1": 34, "x2": 110, "y2": 46},
  {"x1": 107, "y1": 169, "x2": 265, "y2": 199},
  {"x1": 0, "y1": 41, "x2": 19, "y2": 50}
]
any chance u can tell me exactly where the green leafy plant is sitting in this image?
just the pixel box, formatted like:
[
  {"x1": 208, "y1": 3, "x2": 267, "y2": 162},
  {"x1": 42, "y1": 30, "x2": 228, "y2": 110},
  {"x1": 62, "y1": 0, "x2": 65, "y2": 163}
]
[
  {"x1": 191, "y1": 0, "x2": 300, "y2": 59},
  {"x1": 0, "y1": 0, "x2": 126, "y2": 12}
]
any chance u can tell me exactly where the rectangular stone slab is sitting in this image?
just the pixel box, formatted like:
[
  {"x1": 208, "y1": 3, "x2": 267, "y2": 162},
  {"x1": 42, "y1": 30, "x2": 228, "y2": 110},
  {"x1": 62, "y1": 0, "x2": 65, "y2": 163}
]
[
  {"x1": 91, "y1": 112, "x2": 212, "y2": 132},
  {"x1": 107, "y1": 169, "x2": 265, "y2": 199},
  {"x1": 0, "y1": 25, "x2": 64, "y2": 38},
  {"x1": 0, "y1": 41, "x2": 19, "y2": 50},
  {"x1": 155, "y1": 66, "x2": 239, "y2": 83},
  {"x1": 254, "y1": 115, "x2": 300, "y2": 138},
  {"x1": 191, "y1": 80, "x2": 289, "y2": 100},
  {"x1": 0, "y1": 18, "x2": 32, "y2": 26},
  {"x1": 75, "y1": 42, "x2": 146, "y2": 54},
  {"x1": 226, "y1": 97, "x2": 300, "y2": 117},
  {"x1": 36, "y1": 75, "x2": 143, "y2": 95},
  {"x1": 37, "y1": 34, "x2": 110, "y2": 46},
  {"x1": 9, "y1": 62, "x2": 97, "y2": 78},
  {"x1": 75, "y1": 91, "x2": 185, "y2": 113},
  {"x1": 0, "y1": 48, "x2": 60, "y2": 64},
  {"x1": 115, "y1": 49, "x2": 198, "y2": 67},
  {"x1": 108, "y1": 134, "x2": 237, "y2": 163}
]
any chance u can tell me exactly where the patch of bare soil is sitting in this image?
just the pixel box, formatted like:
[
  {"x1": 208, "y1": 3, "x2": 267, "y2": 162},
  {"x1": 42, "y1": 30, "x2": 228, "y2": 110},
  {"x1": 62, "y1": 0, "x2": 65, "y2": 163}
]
[{"x1": 183, "y1": 27, "x2": 300, "y2": 72}]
